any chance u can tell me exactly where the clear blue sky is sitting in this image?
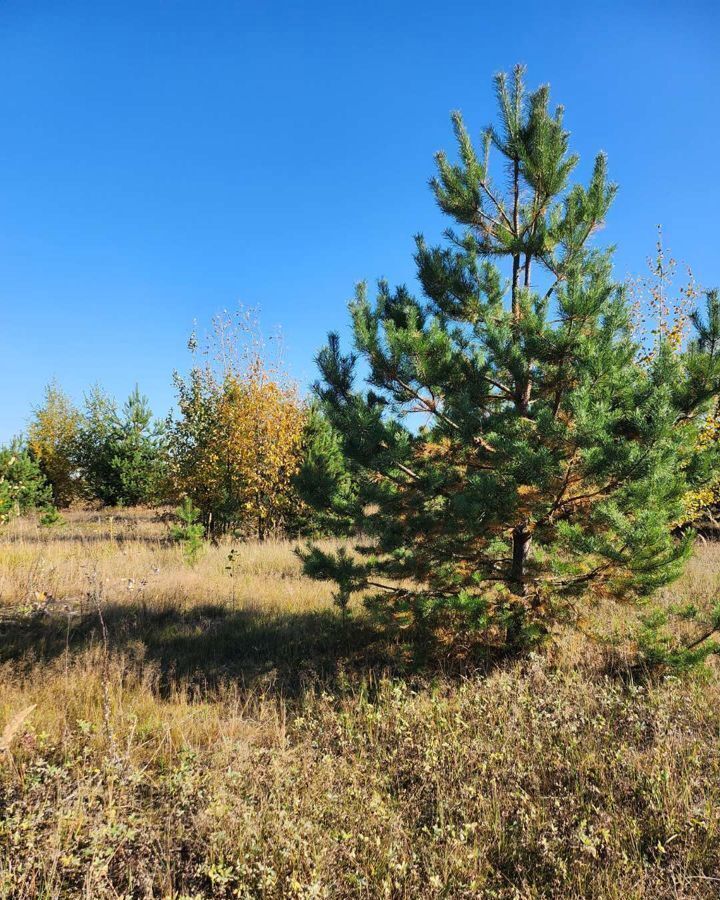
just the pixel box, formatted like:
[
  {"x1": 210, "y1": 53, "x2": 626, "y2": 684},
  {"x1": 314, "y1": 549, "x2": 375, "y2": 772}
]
[{"x1": 1, "y1": 0, "x2": 718, "y2": 441}]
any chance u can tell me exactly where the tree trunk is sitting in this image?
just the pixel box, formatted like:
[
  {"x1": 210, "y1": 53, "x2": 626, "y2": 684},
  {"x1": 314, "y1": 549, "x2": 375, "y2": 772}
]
[
  {"x1": 510, "y1": 524, "x2": 532, "y2": 594},
  {"x1": 505, "y1": 524, "x2": 532, "y2": 645},
  {"x1": 511, "y1": 158, "x2": 521, "y2": 323}
]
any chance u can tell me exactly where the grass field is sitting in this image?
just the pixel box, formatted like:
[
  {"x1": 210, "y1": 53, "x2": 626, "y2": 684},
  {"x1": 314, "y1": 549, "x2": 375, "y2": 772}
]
[{"x1": 2, "y1": 509, "x2": 720, "y2": 898}]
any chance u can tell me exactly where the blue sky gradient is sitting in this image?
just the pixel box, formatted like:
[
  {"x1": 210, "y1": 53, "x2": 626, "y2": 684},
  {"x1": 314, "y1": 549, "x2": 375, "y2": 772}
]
[{"x1": 1, "y1": 0, "x2": 719, "y2": 439}]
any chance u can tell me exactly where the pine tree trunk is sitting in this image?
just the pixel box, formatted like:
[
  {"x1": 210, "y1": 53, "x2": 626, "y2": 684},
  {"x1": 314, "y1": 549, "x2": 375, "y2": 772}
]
[
  {"x1": 511, "y1": 159, "x2": 521, "y2": 323},
  {"x1": 510, "y1": 524, "x2": 531, "y2": 594},
  {"x1": 511, "y1": 255, "x2": 520, "y2": 321},
  {"x1": 518, "y1": 243, "x2": 533, "y2": 414}
]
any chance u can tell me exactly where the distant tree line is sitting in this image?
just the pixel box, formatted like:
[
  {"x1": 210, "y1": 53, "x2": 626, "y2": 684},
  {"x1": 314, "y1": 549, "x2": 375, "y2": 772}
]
[
  {"x1": 1, "y1": 309, "x2": 345, "y2": 541},
  {"x1": 22, "y1": 380, "x2": 166, "y2": 510}
]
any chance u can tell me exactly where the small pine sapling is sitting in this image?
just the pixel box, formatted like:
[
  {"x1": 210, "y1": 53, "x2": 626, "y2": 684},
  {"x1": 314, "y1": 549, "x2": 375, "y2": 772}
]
[
  {"x1": 170, "y1": 498, "x2": 206, "y2": 566},
  {"x1": 39, "y1": 506, "x2": 65, "y2": 528}
]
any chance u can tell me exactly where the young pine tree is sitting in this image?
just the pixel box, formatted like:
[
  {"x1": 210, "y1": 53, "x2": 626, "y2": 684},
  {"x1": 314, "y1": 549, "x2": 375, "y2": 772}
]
[
  {"x1": 110, "y1": 386, "x2": 165, "y2": 506},
  {"x1": 293, "y1": 404, "x2": 357, "y2": 535},
  {"x1": 0, "y1": 441, "x2": 52, "y2": 523},
  {"x1": 301, "y1": 66, "x2": 720, "y2": 649},
  {"x1": 76, "y1": 385, "x2": 164, "y2": 506},
  {"x1": 76, "y1": 385, "x2": 121, "y2": 504},
  {"x1": 170, "y1": 497, "x2": 206, "y2": 566}
]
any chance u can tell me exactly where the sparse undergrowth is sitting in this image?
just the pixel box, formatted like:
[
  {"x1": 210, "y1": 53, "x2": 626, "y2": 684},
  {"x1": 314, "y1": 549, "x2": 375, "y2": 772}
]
[{"x1": 2, "y1": 509, "x2": 720, "y2": 898}]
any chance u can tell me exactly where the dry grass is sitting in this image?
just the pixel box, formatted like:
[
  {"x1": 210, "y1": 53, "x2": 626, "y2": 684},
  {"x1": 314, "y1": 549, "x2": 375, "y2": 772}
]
[
  {"x1": 0, "y1": 507, "x2": 334, "y2": 614},
  {"x1": 2, "y1": 509, "x2": 720, "y2": 898}
]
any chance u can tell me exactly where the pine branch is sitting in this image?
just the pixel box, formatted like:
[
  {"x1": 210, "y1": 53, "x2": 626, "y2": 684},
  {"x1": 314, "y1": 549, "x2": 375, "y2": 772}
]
[
  {"x1": 478, "y1": 179, "x2": 514, "y2": 232},
  {"x1": 685, "y1": 624, "x2": 720, "y2": 651}
]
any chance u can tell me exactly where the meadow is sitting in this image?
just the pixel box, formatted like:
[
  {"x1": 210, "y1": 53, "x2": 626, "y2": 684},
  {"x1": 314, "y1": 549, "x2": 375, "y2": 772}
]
[{"x1": 2, "y1": 509, "x2": 720, "y2": 898}]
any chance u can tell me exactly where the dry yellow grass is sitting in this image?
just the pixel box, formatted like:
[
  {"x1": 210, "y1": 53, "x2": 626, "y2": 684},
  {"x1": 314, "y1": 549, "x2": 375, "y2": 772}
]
[
  {"x1": 2, "y1": 508, "x2": 720, "y2": 898},
  {"x1": 0, "y1": 507, "x2": 334, "y2": 613}
]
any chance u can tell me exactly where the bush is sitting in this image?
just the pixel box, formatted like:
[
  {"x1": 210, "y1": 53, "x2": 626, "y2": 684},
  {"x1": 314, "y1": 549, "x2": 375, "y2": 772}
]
[{"x1": 39, "y1": 506, "x2": 65, "y2": 528}]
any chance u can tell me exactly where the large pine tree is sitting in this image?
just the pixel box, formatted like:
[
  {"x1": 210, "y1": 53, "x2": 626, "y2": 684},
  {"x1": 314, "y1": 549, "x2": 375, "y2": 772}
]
[{"x1": 301, "y1": 66, "x2": 720, "y2": 647}]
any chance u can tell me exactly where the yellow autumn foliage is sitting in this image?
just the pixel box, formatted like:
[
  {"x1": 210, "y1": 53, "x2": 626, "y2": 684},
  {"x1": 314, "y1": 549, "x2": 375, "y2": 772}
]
[
  {"x1": 27, "y1": 380, "x2": 82, "y2": 507},
  {"x1": 631, "y1": 230, "x2": 720, "y2": 527},
  {"x1": 169, "y1": 310, "x2": 307, "y2": 538},
  {"x1": 678, "y1": 411, "x2": 720, "y2": 527}
]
